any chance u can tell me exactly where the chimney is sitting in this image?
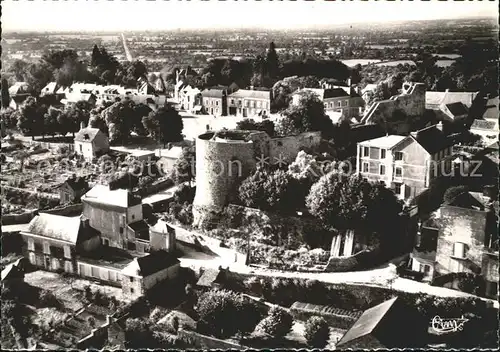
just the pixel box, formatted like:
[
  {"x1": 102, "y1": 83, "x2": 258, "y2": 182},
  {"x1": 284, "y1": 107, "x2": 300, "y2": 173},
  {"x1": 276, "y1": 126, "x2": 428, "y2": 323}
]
[
  {"x1": 445, "y1": 89, "x2": 450, "y2": 93},
  {"x1": 80, "y1": 121, "x2": 86, "y2": 130}
]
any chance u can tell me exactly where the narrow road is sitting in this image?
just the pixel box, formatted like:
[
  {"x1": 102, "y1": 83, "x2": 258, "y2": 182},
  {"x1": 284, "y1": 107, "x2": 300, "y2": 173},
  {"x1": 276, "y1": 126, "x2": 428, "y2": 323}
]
[
  {"x1": 121, "y1": 33, "x2": 133, "y2": 62},
  {"x1": 179, "y1": 231, "x2": 499, "y2": 308}
]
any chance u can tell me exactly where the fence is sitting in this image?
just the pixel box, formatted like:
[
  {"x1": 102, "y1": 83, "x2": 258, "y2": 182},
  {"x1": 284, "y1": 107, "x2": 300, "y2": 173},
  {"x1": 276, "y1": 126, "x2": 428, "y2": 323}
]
[
  {"x1": 27, "y1": 140, "x2": 75, "y2": 151},
  {"x1": 177, "y1": 329, "x2": 248, "y2": 350}
]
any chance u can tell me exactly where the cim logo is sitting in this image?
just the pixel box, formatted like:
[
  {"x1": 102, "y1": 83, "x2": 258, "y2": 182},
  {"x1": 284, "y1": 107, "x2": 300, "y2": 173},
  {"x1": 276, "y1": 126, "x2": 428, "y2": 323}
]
[{"x1": 431, "y1": 315, "x2": 469, "y2": 334}]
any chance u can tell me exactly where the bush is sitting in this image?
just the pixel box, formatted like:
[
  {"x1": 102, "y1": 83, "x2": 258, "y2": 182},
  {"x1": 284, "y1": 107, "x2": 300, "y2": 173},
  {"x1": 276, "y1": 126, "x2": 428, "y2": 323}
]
[
  {"x1": 38, "y1": 290, "x2": 60, "y2": 308},
  {"x1": 255, "y1": 306, "x2": 293, "y2": 338},
  {"x1": 196, "y1": 289, "x2": 263, "y2": 339},
  {"x1": 304, "y1": 316, "x2": 330, "y2": 348}
]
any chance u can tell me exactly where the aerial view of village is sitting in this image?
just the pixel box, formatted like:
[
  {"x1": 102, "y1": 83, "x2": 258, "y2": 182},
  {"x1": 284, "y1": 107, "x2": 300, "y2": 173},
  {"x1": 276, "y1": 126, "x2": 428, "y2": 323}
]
[{"x1": 0, "y1": 0, "x2": 498, "y2": 350}]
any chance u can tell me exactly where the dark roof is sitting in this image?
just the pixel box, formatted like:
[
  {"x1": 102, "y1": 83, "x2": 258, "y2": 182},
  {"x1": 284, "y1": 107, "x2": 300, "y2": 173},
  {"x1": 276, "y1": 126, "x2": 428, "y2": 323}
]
[
  {"x1": 443, "y1": 191, "x2": 485, "y2": 210},
  {"x1": 201, "y1": 88, "x2": 226, "y2": 98},
  {"x1": 74, "y1": 127, "x2": 102, "y2": 143},
  {"x1": 445, "y1": 102, "x2": 468, "y2": 117},
  {"x1": 411, "y1": 125, "x2": 454, "y2": 154},
  {"x1": 61, "y1": 176, "x2": 89, "y2": 192},
  {"x1": 128, "y1": 220, "x2": 150, "y2": 241},
  {"x1": 196, "y1": 268, "x2": 224, "y2": 287},
  {"x1": 336, "y1": 297, "x2": 398, "y2": 347},
  {"x1": 11, "y1": 94, "x2": 30, "y2": 104},
  {"x1": 136, "y1": 250, "x2": 179, "y2": 276},
  {"x1": 1, "y1": 263, "x2": 24, "y2": 281},
  {"x1": 324, "y1": 88, "x2": 350, "y2": 99}
]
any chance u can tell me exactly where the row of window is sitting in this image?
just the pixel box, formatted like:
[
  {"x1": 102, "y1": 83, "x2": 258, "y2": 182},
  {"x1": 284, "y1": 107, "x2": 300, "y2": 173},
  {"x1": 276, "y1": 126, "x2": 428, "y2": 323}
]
[
  {"x1": 28, "y1": 238, "x2": 71, "y2": 258},
  {"x1": 204, "y1": 99, "x2": 220, "y2": 106},
  {"x1": 361, "y1": 162, "x2": 403, "y2": 177},
  {"x1": 229, "y1": 99, "x2": 269, "y2": 109},
  {"x1": 362, "y1": 146, "x2": 402, "y2": 161},
  {"x1": 324, "y1": 100, "x2": 348, "y2": 109}
]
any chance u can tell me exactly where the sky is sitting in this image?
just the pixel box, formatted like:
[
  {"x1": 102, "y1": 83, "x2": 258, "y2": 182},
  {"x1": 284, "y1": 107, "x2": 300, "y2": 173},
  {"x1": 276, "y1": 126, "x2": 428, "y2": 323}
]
[{"x1": 2, "y1": 0, "x2": 498, "y2": 32}]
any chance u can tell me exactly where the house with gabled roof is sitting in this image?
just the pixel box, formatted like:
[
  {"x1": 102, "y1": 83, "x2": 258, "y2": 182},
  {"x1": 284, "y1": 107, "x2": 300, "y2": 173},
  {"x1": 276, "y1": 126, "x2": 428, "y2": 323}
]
[
  {"x1": 74, "y1": 125, "x2": 110, "y2": 160},
  {"x1": 356, "y1": 123, "x2": 455, "y2": 200},
  {"x1": 58, "y1": 175, "x2": 90, "y2": 204},
  {"x1": 120, "y1": 250, "x2": 180, "y2": 299},
  {"x1": 81, "y1": 184, "x2": 150, "y2": 252},
  {"x1": 201, "y1": 88, "x2": 227, "y2": 116},
  {"x1": 20, "y1": 214, "x2": 101, "y2": 273},
  {"x1": 336, "y1": 297, "x2": 427, "y2": 349},
  {"x1": 227, "y1": 89, "x2": 272, "y2": 117}
]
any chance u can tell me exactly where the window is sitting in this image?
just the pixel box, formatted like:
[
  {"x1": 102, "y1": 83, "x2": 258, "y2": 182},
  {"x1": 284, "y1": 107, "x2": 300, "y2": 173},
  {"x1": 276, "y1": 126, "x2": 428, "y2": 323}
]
[
  {"x1": 43, "y1": 242, "x2": 50, "y2": 254},
  {"x1": 362, "y1": 146, "x2": 369, "y2": 157},
  {"x1": 91, "y1": 266, "x2": 99, "y2": 278},
  {"x1": 324, "y1": 103, "x2": 328, "y2": 109},
  {"x1": 379, "y1": 165, "x2": 386, "y2": 175},
  {"x1": 79, "y1": 144, "x2": 83, "y2": 152},
  {"x1": 453, "y1": 242, "x2": 466, "y2": 258},
  {"x1": 231, "y1": 99, "x2": 234, "y2": 104},
  {"x1": 394, "y1": 183, "x2": 402, "y2": 194},
  {"x1": 127, "y1": 241, "x2": 136, "y2": 251},
  {"x1": 103, "y1": 238, "x2": 109, "y2": 246},
  {"x1": 132, "y1": 214, "x2": 135, "y2": 220},
  {"x1": 337, "y1": 101, "x2": 341, "y2": 107},
  {"x1": 257, "y1": 101, "x2": 261, "y2": 108},
  {"x1": 130, "y1": 288, "x2": 135, "y2": 294},
  {"x1": 216, "y1": 101, "x2": 219, "y2": 106},
  {"x1": 362, "y1": 162, "x2": 369, "y2": 173},
  {"x1": 380, "y1": 149, "x2": 386, "y2": 159},
  {"x1": 394, "y1": 152, "x2": 403, "y2": 161},
  {"x1": 330, "y1": 102, "x2": 334, "y2": 108},
  {"x1": 63, "y1": 245, "x2": 71, "y2": 259},
  {"x1": 395, "y1": 167, "x2": 403, "y2": 177},
  {"x1": 419, "y1": 264, "x2": 431, "y2": 273},
  {"x1": 119, "y1": 227, "x2": 124, "y2": 234},
  {"x1": 129, "y1": 277, "x2": 134, "y2": 283},
  {"x1": 28, "y1": 238, "x2": 34, "y2": 251},
  {"x1": 343, "y1": 100, "x2": 348, "y2": 107}
]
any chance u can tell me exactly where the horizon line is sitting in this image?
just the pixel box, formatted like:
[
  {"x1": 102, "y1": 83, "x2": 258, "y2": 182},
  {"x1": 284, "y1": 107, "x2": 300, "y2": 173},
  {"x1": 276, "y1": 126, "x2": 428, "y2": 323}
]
[{"x1": 3, "y1": 15, "x2": 498, "y2": 34}]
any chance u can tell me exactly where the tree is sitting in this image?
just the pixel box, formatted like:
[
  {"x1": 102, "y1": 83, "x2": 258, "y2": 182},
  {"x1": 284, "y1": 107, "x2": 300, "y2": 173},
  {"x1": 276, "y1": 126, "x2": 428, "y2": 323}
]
[
  {"x1": 304, "y1": 316, "x2": 330, "y2": 348},
  {"x1": 142, "y1": 105, "x2": 183, "y2": 147},
  {"x1": 24, "y1": 62, "x2": 53, "y2": 95},
  {"x1": 43, "y1": 106, "x2": 62, "y2": 138},
  {"x1": 16, "y1": 97, "x2": 45, "y2": 139},
  {"x1": 174, "y1": 183, "x2": 195, "y2": 203},
  {"x1": 8, "y1": 59, "x2": 29, "y2": 82},
  {"x1": 131, "y1": 103, "x2": 151, "y2": 136},
  {"x1": 255, "y1": 306, "x2": 293, "y2": 338},
  {"x1": 238, "y1": 168, "x2": 299, "y2": 214},
  {"x1": 102, "y1": 100, "x2": 136, "y2": 144},
  {"x1": 196, "y1": 289, "x2": 262, "y2": 339},
  {"x1": 1, "y1": 78, "x2": 11, "y2": 108},
  {"x1": 306, "y1": 172, "x2": 402, "y2": 247},
  {"x1": 266, "y1": 42, "x2": 280, "y2": 79},
  {"x1": 171, "y1": 146, "x2": 195, "y2": 185},
  {"x1": 277, "y1": 90, "x2": 334, "y2": 138}
]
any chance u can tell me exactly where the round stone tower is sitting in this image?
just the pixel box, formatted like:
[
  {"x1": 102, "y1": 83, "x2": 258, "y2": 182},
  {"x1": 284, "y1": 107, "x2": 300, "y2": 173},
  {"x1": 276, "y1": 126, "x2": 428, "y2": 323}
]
[{"x1": 192, "y1": 130, "x2": 270, "y2": 227}]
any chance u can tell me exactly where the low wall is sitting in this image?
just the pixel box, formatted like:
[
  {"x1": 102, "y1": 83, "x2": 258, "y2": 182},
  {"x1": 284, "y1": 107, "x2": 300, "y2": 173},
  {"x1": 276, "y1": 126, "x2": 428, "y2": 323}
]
[
  {"x1": 289, "y1": 302, "x2": 361, "y2": 330},
  {"x1": 25, "y1": 140, "x2": 75, "y2": 151},
  {"x1": 2, "y1": 203, "x2": 83, "y2": 225},
  {"x1": 177, "y1": 329, "x2": 247, "y2": 350}
]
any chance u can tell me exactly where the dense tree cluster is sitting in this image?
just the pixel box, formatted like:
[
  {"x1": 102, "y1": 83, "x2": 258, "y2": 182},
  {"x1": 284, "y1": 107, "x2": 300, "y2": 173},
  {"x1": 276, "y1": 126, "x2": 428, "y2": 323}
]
[
  {"x1": 142, "y1": 105, "x2": 184, "y2": 147},
  {"x1": 235, "y1": 118, "x2": 275, "y2": 137}
]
